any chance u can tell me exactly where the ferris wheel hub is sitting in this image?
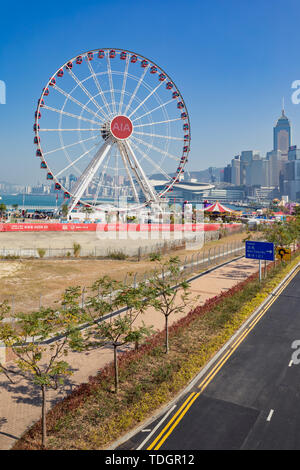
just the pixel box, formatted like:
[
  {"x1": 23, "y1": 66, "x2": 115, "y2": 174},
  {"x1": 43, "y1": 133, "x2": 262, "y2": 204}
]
[{"x1": 110, "y1": 115, "x2": 133, "y2": 140}]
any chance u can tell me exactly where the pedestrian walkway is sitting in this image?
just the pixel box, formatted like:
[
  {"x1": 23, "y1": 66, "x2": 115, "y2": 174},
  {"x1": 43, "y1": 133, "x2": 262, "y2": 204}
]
[{"x1": 0, "y1": 256, "x2": 261, "y2": 450}]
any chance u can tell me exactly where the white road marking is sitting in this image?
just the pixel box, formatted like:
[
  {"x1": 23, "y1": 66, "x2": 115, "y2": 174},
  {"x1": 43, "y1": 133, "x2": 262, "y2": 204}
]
[
  {"x1": 289, "y1": 360, "x2": 293, "y2": 367},
  {"x1": 267, "y1": 409, "x2": 274, "y2": 421},
  {"x1": 136, "y1": 404, "x2": 176, "y2": 450},
  {"x1": 141, "y1": 429, "x2": 151, "y2": 432}
]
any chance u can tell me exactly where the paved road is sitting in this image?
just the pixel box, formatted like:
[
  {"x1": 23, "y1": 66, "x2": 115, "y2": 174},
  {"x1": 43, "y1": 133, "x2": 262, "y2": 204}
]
[{"x1": 120, "y1": 265, "x2": 300, "y2": 450}]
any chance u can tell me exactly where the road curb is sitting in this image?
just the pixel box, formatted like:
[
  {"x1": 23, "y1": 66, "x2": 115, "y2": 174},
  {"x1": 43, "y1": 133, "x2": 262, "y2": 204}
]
[{"x1": 108, "y1": 259, "x2": 300, "y2": 450}]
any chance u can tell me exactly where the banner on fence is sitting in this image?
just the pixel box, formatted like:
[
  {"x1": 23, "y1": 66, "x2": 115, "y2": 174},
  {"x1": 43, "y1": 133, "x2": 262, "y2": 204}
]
[{"x1": 0, "y1": 223, "x2": 242, "y2": 233}]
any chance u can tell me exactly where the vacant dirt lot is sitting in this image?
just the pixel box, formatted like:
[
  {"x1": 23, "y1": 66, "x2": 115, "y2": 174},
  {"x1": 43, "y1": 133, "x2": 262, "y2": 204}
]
[{"x1": 0, "y1": 231, "x2": 262, "y2": 315}]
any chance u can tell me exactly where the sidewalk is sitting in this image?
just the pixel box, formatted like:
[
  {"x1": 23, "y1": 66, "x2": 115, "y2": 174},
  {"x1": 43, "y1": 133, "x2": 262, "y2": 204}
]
[{"x1": 0, "y1": 256, "x2": 261, "y2": 450}]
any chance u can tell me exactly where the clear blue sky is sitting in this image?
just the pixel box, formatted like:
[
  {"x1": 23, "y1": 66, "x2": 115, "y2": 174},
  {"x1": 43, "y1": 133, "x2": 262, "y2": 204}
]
[{"x1": 1, "y1": 0, "x2": 300, "y2": 185}]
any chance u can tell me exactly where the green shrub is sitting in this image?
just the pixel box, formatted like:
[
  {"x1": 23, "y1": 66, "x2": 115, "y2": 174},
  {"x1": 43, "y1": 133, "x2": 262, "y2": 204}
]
[
  {"x1": 73, "y1": 243, "x2": 81, "y2": 258},
  {"x1": 107, "y1": 251, "x2": 127, "y2": 260},
  {"x1": 37, "y1": 248, "x2": 46, "y2": 259}
]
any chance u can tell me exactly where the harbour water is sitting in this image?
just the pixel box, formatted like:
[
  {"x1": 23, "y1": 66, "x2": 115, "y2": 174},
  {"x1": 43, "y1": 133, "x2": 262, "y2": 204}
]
[
  {"x1": 0, "y1": 194, "x2": 64, "y2": 210},
  {"x1": 0, "y1": 194, "x2": 246, "y2": 213}
]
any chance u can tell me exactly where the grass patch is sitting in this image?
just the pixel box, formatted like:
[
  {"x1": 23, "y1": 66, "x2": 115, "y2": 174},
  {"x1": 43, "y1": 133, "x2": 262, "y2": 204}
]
[
  {"x1": 12, "y1": 254, "x2": 300, "y2": 450},
  {"x1": 106, "y1": 251, "x2": 128, "y2": 260}
]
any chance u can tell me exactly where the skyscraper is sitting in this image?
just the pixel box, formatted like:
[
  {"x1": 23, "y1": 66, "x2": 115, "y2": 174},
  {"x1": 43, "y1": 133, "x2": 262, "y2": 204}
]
[{"x1": 273, "y1": 105, "x2": 291, "y2": 157}]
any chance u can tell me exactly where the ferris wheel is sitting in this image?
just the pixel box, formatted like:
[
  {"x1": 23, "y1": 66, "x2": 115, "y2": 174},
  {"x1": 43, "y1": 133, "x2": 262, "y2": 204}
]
[{"x1": 33, "y1": 48, "x2": 191, "y2": 212}]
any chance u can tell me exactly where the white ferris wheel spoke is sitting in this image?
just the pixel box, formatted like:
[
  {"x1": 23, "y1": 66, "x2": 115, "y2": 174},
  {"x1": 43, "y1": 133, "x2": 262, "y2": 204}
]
[
  {"x1": 133, "y1": 130, "x2": 184, "y2": 141},
  {"x1": 68, "y1": 138, "x2": 113, "y2": 213},
  {"x1": 43, "y1": 135, "x2": 99, "y2": 156},
  {"x1": 124, "y1": 140, "x2": 159, "y2": 203},
  {"x1": 106, "y1": 53, "x2": 117, "y2": 116},
  {"x1": 129, "y1": 139, "x2": 172, "y2": 182},
  {"x1": 124, "y1": 66, "x2": 148, "y2": 115},
  {"x1": 133, "y1": 117, "x2": 182, "y2": 128},
  {"x1": 42, "y1": 104, "x2": 102, "y2": 126},
  {"x1": 117, "y1": 142, "x2": 140, "y2": 204},
  {"x1": 54, "y1": 141, "x2": 100, "y2": 178},
  {"x1": 92, "y1": 146, "x2": 114, "y2": 204},
  {"x1": 39, "y1": 128, "x2": 99, "y2": 132},
  {"x1": 128, "y1": 80, "x2": 165, "y2": 119},
  {"x1": 131, "y1": 98, "x2": 174, "y2": 123},
  {"x1": 131, "y1": 135, "x2": 180, "y2": 162},
  {"x1": 86, "y1": 58, "x2": 112, "y2": 119},
  {"x1": 53, "y1": 84, "x2": 104, "y2": 122},
  {"x1": 118, "y1": 55, "x2": 130, "y2": 115},
  {"x1": 66, "y1": 67, "x2": 109, "y2": 121}
]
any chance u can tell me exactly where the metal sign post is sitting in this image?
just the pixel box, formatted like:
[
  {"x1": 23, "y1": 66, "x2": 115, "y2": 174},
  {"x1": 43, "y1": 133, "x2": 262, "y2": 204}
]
[{"x1": 259, "y1": 260, "x2": 262, "y2": 282}]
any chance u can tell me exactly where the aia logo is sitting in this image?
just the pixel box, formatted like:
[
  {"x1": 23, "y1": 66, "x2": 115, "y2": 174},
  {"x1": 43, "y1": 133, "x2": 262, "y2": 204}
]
[{"x1": 110, "y1": 115, "x2": 133, "y2": 139}]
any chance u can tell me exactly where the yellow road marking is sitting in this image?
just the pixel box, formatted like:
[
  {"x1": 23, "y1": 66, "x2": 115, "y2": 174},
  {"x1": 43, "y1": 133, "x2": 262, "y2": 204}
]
[
  {"x1": 146, "y1": 265, "x2": 300, "y2": 450},
  {"x1": 198, "y1": 266, "x2": 300, "y2": 393},
  {"x1": 147, "y1": 392, "x2": 196, "y2": 450},
  {"x1": 154, "y1": 393, "x2": 200, "y2": 450}
]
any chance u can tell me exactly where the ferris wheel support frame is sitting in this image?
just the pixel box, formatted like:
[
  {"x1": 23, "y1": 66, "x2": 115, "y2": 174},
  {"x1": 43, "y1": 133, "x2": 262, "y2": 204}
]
[{"x1": 68, "y1": 138, "x2": 113, "y2": 214}]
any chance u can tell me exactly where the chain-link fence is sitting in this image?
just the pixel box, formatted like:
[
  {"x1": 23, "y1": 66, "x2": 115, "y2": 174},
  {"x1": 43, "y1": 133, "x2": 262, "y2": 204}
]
[{"x1": 1, "y1": 240, "x2": 246, "y2": 316}]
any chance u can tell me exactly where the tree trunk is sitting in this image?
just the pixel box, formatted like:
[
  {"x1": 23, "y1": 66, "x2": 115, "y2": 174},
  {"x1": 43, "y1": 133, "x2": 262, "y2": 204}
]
[
  {"x1": 114, "y1": 345, "x2": 119, "y2": 393},
  {"x1": 165, "y1": 315, "x2": 169, "y2": 354},
  {"x1": 41, "y1": 385, "x2": 47, "y2": 449}
]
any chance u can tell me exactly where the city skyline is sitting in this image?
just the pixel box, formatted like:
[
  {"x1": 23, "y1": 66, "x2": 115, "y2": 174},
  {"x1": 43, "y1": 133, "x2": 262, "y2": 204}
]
[{"x1": 2, "y1": 1, "x2": 300, "y2": 186}]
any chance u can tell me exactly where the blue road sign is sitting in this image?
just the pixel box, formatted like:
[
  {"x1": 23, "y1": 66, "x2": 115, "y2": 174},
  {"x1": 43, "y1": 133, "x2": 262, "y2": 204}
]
[{"x1": 245, "y1": 241, "x2": 274, "y2": 261}]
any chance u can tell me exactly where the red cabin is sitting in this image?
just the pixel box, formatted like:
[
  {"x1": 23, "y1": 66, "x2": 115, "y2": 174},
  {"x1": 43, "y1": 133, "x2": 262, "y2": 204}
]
[
  {"x1": 150, "y1": 66, "x2": 157, "y2": 74},
  {"x1": 131, "y1": 54, "x2": 138, "y2": 63},
  {"x1": 172, "y1": 91, "x2": 179, "y2": 99},
  {"x1": 34, "y1": 136, "x2": 40, "y2": 144},
  {"x1": 40, "y1": 161, "x2": 47, "y2": 169},
  {"x1": 98, "y1": 50, "x2": 105, "y2": 58},
  {"x1": 33, "y1": 124, "x2": 40, "y2": 132},
  {"x1": 87, "y1": 51, "x2": 93, "y2": 61},
  {"x1": 57, "y1": 69, "x2": 64, "y2": 77},
  {"x1": 177, "y1": 101, "x2": 184, "y2": 109},
  {"x1": 159, "y1": 73, "x2": 166, "y2": 81},
  {"x1": 55, "y1": 183, "x2": 61, "y2": 190},
  {"x1": 66, "y1": 61, "x2": 73, "y2": 70},
  {"x1": 181, "y1": 112, "x2": 187, "y2": 119},
  {"x1": 64, "y1": 192, "x2": 70, "y2": 199},
  {"x1": 109, "y1": 49, "x2": 116, "y2": 58},
  {"x1": 35, "y1": 111, "x2": 41, "y2": 119},
  {"x1": 183, "y1": 146, "x2": 189, "y2": 152},
  {"x1": 184, "y1": 134, "x2": 189, "y2": 140},
  {"x1": 47, "y1": 173, "x2": 53, "y2": 180},
  {"x1": 43, "y1": 88, "x2": 49, "y2": 96},
  {"x1": 36, "y1": 149, "x2": 42, "y2": 157},
  {"x1": 39, "y1": 99, "x2": 45, "y2": 107},
  {"x1": 141, "y1": 59, "x2": 148, "y2": 68},
  {"x1": 120, "y1": 51, "x2": 127, "y2": 60},
  {"x1": 183, "y1": 123, "x2": 189, "y2": 131},
  {"x1": 76, "y1": 56, "x2": 83, "y2": 64},
  {"x1": 49, "y1": 77, "x2": 56, "y2": 86},
  {"x1": 166, "y1": 81, "x2": 173, "y2": 89}
]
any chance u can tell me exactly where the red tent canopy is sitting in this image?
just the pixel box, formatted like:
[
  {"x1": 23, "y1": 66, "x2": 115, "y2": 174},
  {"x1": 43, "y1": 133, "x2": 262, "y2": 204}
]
[{"x1": 204, "y1": 201, "x2": 232, "y2": 213}]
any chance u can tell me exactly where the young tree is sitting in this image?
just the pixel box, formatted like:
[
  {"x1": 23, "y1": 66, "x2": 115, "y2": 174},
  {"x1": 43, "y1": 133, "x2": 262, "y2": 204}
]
[
  {"x1": 84, "y1": 277, "x2": 152, "y2": 393},
  {"x1": 82, "y1": 206, "x2": 94, "y2": 221},
  {"x1": 263, "y1": 220, "x2": 295, "y2": 248},
  {"x1": 0, "y1": 203, "x2": 6, "y2": 218},
  {"x1": 61, "y1": 203, "x2": 69, "y2": 218},
  {"x1": 145, "y1": 257, "x2": 193, "y2": 354},
  {"x1": 0, "y1": 288, "x2": 84, "y2": 449}
]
